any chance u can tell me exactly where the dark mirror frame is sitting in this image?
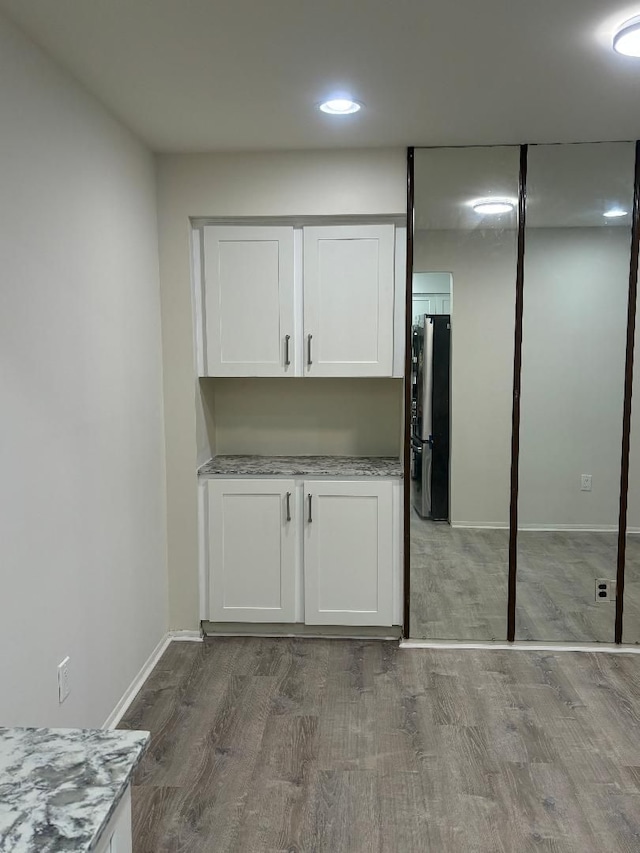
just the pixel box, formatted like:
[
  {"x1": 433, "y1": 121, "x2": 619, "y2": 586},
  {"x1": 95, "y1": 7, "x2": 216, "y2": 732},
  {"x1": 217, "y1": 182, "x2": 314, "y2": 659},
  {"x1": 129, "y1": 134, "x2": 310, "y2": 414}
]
[{"x1": 403, "y1": 142, "x2": 640, "y2": 643}]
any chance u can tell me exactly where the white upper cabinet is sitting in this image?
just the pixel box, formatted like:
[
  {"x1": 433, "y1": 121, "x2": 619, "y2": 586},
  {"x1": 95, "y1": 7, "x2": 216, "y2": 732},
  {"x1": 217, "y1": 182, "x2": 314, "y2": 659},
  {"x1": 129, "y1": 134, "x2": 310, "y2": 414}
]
[
  {"x1": 203, "y1": 226, "x2": 295, "y2": 376},
  {"x1": 303, "y1": 225, "x2": 395, "y2": 377},
  {"x1": 198, "y1": 221, "x2": 402, "y2": 378}
]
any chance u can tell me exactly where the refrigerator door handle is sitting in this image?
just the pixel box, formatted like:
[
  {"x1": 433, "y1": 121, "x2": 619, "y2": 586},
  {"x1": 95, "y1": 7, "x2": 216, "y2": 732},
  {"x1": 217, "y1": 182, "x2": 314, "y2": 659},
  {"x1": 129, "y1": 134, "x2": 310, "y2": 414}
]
[
  {"x1": 425, "y1": 448, "x2": 433, "y2": 517},
  {"x1": 422, "y1": 318, "x2": 434, "y2": 441}
]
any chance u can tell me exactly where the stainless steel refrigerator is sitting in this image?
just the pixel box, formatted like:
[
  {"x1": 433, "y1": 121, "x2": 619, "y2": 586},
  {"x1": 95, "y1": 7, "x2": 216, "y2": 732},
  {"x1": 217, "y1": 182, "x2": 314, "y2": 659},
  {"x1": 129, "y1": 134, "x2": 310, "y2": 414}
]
[{"x1": 411, "y1": 314, "x2": 450, "y2": 520}]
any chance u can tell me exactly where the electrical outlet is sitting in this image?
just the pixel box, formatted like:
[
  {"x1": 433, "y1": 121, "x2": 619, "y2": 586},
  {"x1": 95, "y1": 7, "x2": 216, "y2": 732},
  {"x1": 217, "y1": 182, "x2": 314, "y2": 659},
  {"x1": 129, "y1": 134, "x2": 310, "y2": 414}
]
[
  {"x1": 581, "y1": 474, "x2": 593, "y2": 491},
  {"x1": 595, "y1": 578, "x2": 617, "y2": 603},
  {"x1": 57, "y1": 656, "x2": 71, "y2": 704}
]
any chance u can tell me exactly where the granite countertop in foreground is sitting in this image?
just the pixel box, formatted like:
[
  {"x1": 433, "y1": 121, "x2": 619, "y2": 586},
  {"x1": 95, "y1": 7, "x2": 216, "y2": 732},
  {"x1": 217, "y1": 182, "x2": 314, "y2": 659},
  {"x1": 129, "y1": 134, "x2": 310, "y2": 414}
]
[
  {"x1": 198, "y1": 454, "x2": 403, "y2": 478},
  {"x1": 0, "y1": 726, "x2": 149, "y2": 852}
]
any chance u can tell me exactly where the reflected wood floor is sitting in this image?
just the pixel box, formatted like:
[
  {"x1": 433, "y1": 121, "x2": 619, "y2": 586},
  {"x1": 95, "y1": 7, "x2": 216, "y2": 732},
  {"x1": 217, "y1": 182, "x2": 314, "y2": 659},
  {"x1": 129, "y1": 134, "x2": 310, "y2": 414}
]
[
  {"x1": 410, "y1": 512, "x2": 640, "y2": 643},
  {"x1": 120, "y1": 638, "x2": 640, "y2": 852}
]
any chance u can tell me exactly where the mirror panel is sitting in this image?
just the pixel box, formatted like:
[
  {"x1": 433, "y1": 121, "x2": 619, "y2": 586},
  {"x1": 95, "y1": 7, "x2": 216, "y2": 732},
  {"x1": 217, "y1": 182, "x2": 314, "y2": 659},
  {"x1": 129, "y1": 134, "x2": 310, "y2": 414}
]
[
  {"x1": 624, "y1": 229, "x2": 640, "y2": 644},
  {"x1": 410, "y1": 146, "x2": 519, "y2": 640},
  {"x1": 516, "y1": 142, "x2": 635, "y2": 642}
]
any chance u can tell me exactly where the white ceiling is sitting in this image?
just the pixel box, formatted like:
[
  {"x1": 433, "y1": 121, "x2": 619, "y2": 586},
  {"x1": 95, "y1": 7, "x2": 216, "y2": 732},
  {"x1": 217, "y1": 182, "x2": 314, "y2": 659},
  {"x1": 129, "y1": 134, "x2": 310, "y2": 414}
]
[
  {"x1": 2, "y1": 0, "x2": 640, "y2": 152},
  {"x1": 415, "y1": 141, "x2": 637, "y2": 228}
]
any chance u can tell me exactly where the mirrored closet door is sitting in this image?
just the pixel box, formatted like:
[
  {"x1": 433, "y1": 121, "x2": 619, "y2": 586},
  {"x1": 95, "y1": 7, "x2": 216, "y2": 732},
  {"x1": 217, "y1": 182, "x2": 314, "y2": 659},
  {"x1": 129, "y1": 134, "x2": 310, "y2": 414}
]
[
  {"x1": 624, "y1": 164, "x2": 640, "y2": 644},
  {"x1": 625, "y1": 387, "x2": 640, "y2": 644},
  {"x1": 515, "y1": 142, "x2": 635, "y2": 643},
  {"x1": 410, "y1": 145, "x2": 519, "y2": 640}
]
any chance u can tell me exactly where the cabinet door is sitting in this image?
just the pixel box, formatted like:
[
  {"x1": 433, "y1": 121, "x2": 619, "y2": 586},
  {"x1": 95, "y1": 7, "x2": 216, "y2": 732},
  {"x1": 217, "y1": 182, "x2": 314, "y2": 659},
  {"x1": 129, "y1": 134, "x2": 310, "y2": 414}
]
[
  {"x1": 203, "y1": 226, "x2": 295, "y2": 376},
  {"x1": 94, "y1": 787, "x2": 132, "y2": 853},
  {"x1": 303, "y1": 225, "x2": 395, "y2": 377},
  {"x1": 413, "y1": 292, "x2": 450, "y2": 321},
  {"x1": 208, "y1": 479, "x2": 296, "y2": 622},
  {"x1": 412, "y1": 293, "x2": 438, "y2": 323},
  {"x1": 304, "y1": 481, "x2": 393, "y2": 625},
  {"x1": 439, "y1": 295, "x2": 451, "y2": 315}
]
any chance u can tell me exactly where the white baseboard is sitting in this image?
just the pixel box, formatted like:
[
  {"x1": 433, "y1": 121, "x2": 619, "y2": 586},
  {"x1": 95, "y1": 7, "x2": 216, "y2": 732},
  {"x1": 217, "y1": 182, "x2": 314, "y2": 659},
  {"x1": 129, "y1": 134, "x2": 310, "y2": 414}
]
[
  {"x1": 517, "y1": 523, "x2": 618, "y2": 532},
  {"x1": 450, "y1": 522, "x2": 622, "y2": 532},
  {"x1": 400, "y1": 639, "x2": 640, "y2": 654},
  {"x1": 169, "y1": 630, "x2": 203, "y2": 642},
  {"x1": 102, "y1": 630, "x2": 203, "y2": 730}
]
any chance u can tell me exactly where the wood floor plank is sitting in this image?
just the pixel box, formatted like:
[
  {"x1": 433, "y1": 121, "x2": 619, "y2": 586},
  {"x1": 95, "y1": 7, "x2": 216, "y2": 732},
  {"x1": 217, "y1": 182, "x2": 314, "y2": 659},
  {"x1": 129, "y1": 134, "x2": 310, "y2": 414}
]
[
  {"x1": 120, "y1": 639, "x2": 640, "y2": 853},
  {"x1": 596, "y1": 792, "x2": 640, "y2": 851},
  {"x1": 130, "y1": 785, "x2": 185, "y2": 853},
  {"x1": 376, "y1": 770, "x2": 441, "y2": 852},
  {"x1": 137, "y1": 676, "x2": 277, "y2": 853},
  {"x1": 232, "y1": 715, "x2": 318, "y2": 853},
  {"x1": 438, "y1": 725, "x2": 500, "y2": 798},
  {"x1": 266, "y1": 637, "x2": 330, "y2": 717},
  {"x1": 299, "y1": 770, "x2": 381, "y2": 853},
  {"x1": 372, "y1": 645, "x2": 436, "y2": 774},
  {"x1": 495, "y1": 762, "x2": 581, "y2": 852},
  {"x1": 409, "y1": 517, "x2": 620, "y2": 643},
  {"x1": 314, "y1": 641, "x2": 378, "y2": 771},
  {"x1": 128, "y1": 645, "x2": 248, "y2": 786}
]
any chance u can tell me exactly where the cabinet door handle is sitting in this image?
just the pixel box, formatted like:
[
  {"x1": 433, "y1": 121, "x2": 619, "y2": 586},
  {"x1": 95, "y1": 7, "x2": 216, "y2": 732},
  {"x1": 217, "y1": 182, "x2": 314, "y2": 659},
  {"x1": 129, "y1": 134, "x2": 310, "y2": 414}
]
[
  {"x1": 307, "y1": 334, "x2": 313, "y2": 366},
  {"x1": 307, "y1": 493, "x2": 313, "y2": 522},
  {"x1": 285, "y1": 334, "x2": 291, "y2": 367},
  {"x1": 286, "y1": 491, "x2": 291, "y2": 522}
]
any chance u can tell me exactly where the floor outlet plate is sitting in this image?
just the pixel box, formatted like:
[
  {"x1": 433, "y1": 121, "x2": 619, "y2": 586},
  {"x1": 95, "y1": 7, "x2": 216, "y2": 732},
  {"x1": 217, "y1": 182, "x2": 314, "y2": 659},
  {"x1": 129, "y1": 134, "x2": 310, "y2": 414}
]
[{"x1": 595, "y1": 578, "x2": 617, "y2": 603}]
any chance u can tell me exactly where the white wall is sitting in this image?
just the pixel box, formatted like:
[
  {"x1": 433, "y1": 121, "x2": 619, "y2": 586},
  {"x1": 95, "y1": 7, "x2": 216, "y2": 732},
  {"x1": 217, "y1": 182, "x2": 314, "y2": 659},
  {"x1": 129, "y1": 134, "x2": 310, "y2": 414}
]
[
  {"x1": 413, "y1": 272, "x2": 452, "y2": 293},
  {"x1": 0, "y1": 13, "x2": 167, "y2": 727},
  {"x1": 157, "y1": 150, "x2": 406, "y2": 629},
  {"x1": 414, "y1": 229, "x2": 517, "y2": 527},
  {"x1": 519, "y1": 228, "x2": 629, "y2": 528},
  {"x1": 205, "y1": 378, "x2": 403, "y2": 457}
]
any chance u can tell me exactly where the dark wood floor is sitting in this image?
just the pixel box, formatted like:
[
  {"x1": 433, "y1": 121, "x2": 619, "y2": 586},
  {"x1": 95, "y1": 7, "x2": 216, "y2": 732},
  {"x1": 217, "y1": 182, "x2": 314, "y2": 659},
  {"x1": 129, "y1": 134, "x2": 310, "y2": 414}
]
[{"x1": 119, "y1": 638, "x2": 640, "y2": 852}]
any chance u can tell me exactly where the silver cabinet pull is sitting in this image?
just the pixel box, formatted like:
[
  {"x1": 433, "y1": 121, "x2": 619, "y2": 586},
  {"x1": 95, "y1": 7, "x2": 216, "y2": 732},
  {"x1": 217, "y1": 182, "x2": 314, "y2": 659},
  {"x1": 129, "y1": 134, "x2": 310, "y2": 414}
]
[
  {"x1": 307, "y1": 493, "x2": 313, "y2": 522},
  {"x1": 284, "y1": 334, "x2": 291, "y2": 367},
  {"x1": 307, "y1": 334, "x2": 313, "y2": 366},
  {"x1": 286, "y1": 491, "x2": 291, "y2": 522}
]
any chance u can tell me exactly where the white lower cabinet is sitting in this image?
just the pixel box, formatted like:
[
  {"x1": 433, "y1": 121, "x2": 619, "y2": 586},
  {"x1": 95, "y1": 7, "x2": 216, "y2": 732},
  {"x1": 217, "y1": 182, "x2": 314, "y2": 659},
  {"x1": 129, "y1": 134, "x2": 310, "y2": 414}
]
[
  {"x1": 204, "y1": 478, "x2": 398, "y2": 628},
  {"x1": 95, "y1": 787, "x2": 132, "y2": 853},
  {"x1": 304, "y1": 481, "x2": 394, "y2": 626},
  {"x1": 207, "y1": 479, "x2": 297, "y2": 622}
]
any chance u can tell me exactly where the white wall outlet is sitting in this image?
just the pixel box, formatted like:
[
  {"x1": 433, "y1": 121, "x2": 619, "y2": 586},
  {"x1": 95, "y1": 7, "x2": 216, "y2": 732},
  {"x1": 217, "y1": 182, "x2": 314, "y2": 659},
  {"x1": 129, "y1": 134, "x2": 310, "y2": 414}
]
[
  {"x1": 595, "y1": 578, "x2": 617, "y2": 603},
  {"x1": 581, "y1": 474, "x2": 593, "y2": 491},
  {"x1": 57, "y1": 656, "x2": 71, "y2": 704}
]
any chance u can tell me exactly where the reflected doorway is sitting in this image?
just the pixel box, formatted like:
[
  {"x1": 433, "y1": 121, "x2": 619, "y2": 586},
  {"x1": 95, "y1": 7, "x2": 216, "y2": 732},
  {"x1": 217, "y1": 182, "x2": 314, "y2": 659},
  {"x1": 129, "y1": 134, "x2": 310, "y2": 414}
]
[{"x1": 411, "y1": 272, "x2": 451, "y2": 523}]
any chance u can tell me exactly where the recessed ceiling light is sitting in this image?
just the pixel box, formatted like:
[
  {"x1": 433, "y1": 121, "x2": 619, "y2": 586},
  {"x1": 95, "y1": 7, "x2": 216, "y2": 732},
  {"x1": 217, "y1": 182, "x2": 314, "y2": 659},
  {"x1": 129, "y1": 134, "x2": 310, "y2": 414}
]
[
  {"x1": 470, "y1": 198, "x2": 516, "y2": 215},
  {"x1": 613, "y1": 15, "x2": 640, "y2": 56},
  {"x1": 603, "y1": 208, "x2": 628, "y2": 218},
  {"x1": 318, "y1": 98, "x2": 362, "y2": 115}
]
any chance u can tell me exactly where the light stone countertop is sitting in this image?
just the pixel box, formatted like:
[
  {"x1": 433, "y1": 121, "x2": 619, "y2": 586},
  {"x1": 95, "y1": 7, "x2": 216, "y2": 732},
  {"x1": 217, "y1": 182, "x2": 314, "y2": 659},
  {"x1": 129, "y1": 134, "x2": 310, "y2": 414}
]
[
  {"x1": 198, "y1": 454, "x2": 403, "y2": 478},
  {"x1": 0, "y1": 726, "x2": 149, "y2": 852}
]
